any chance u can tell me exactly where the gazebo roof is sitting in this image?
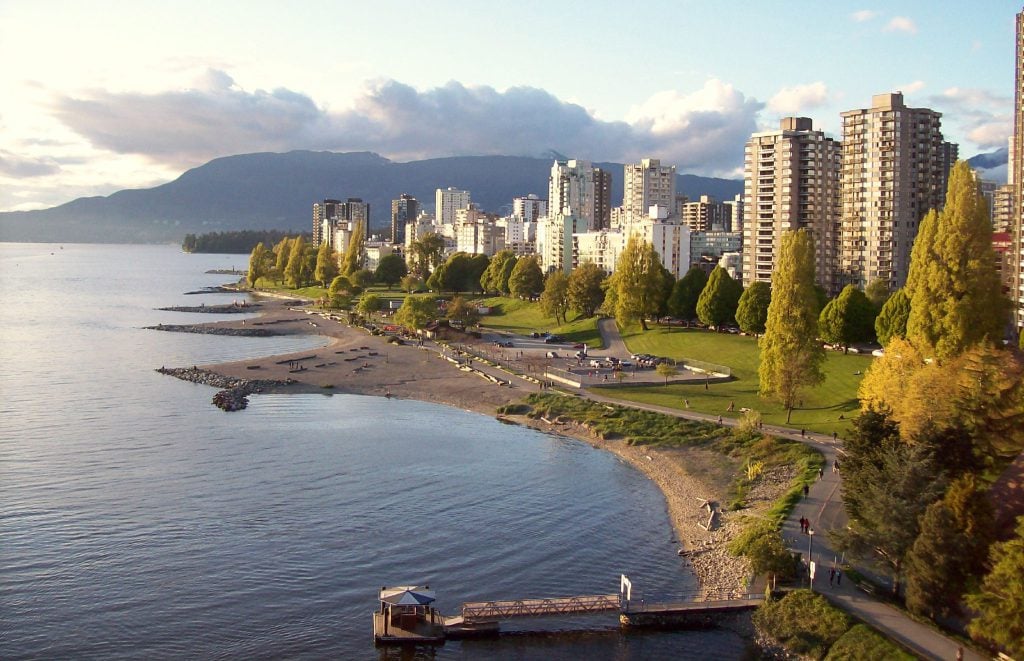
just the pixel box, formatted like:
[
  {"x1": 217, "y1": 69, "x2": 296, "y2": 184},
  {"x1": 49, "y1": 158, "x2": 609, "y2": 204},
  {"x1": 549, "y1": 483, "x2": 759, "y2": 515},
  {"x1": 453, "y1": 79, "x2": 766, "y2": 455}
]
[{"x1": 379, "y1": 585, "x2": 436, "y2": 606}]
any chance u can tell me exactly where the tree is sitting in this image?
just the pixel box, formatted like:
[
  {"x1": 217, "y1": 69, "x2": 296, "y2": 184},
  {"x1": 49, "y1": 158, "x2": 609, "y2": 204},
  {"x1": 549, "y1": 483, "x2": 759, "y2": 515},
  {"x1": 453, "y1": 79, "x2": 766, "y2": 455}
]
[
  {"x1": 273, "y1": 236, "x2": 292, "y2": 283},
  {"x1": 374, "y1": 253, "x2": 407, "y2": 289},
  {"x1": 697, "y1": 266, "x2": 742, "y2": 329},
  {"x1": 498, "y1": 254, "x2": 517, "y2": 295},
  {"x1": 314, "y1": 241, "x2": 338, "y2": 288},
  {"x1": 966, "y1": 516, "x2": 1024, "y2": 657},
  {"x1": 467, "y1": 253, "x2": 490, "y2": 294},
  {"x1": 607, "y1": 235, "x2": 669, "y2": 331},
  {"x1": 329, "y1": 275, "x2": 353, "y2": 296},
  {"x1": 394, "y1": 295, "x2": 438, "y2": 330},
  {"x1": 667, "y1": 267, "x2": 708, "y2": 322},
  {"x1": 247, "y1": 242, "x2": 271, "y2": 287},
  {"x1": 656, "y1": 363, "x2": 679, "y2": 384},
  {"x1": 339, "y1": 222, "x2": 365, "y2": 276},
  {"x1": 818, "y1": 285, "x2": 876, "y2": 352},
  {"x1": 409, "y1": 233, "x2": 445, "y2": 277},
  {"x1": 446, "y1": 295, "x2": 480, "y2": 327},
  {"x1": 567, "y1": 262, "x2": 606, "y2": 318},
  {"x1": 350, "y1": 268, "x2": 375, "y2": 290},
  {"x1": 508, "y1": 256, "x2": 544, "y2": 299},
  {"x1": 735, "y1": 281, "x2": 771, "y2": 335},
  {"x1": 357, "y1": 292, "x2": 382, "y2": 318},
  {"x1": 539, "y1": 271, "x2": 570, "y2": 325},
  {"x1": 480, "y1": 250, "x2": 515, "y2": 293},
  {"x1": 400, "y1": 274, "x2": 423, "y2": 293},
  {"x1": 835, "y1": 411, "x2": 946, "y2": 596},
  {"x1": 758, "y1": 230, "x2": 825, "y2": 422},
  {"x1": 428, "y1": 252, "x2": 473, "y2": 294},
  {"x1": 284, "y1": 236, "x2": 308, "y2": 288},
  {"x1": 905, "y1": 161, "x2": 1008, "y2": 360},
  {"x1": 875, "y1": 288, "x2": 910, "y2": 347},
  {"x1": 865, "y1": 279, "x2": 891, "y2": 310}
]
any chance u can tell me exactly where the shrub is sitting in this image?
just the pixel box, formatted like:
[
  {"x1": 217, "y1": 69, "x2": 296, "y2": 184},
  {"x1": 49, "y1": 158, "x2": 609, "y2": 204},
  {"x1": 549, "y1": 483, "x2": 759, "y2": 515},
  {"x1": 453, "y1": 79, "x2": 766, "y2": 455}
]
[
  {"x1": 825, "y1": 624, "x2": 915, "y2": 660},
  {"x1": 754, "y1": 589, "x2": 852, "y2": 659}
]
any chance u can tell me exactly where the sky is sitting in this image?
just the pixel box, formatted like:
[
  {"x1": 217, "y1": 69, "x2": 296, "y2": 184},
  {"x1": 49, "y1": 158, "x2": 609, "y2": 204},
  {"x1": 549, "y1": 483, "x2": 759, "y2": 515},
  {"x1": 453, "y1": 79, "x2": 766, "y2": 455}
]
[{"x1": 0, "y1": 0, "x2": 1019, "y2": 212}]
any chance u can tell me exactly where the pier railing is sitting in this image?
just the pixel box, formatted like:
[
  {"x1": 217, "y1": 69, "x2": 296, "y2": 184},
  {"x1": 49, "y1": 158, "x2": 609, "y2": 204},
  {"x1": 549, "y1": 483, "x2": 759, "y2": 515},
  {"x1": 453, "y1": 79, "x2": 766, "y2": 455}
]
[
  {"x1": 622, "y1": 588, "x2": 764, "y2": 613},
  {"x1": 461, "y1": 593, "x2": 621, "y2": 621}
]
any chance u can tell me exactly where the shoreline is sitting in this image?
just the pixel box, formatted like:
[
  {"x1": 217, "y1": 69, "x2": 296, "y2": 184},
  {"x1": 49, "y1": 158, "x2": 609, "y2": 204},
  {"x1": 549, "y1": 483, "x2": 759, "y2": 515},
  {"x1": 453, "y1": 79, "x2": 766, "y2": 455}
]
[{"x1": 155, "y1": 295, "x2": 751, "y2": 594}]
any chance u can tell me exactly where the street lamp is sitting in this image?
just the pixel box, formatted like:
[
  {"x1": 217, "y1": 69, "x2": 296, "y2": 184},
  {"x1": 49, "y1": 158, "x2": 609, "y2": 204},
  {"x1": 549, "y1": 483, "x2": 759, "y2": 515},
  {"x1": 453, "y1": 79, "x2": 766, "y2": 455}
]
[{"x1": 808, "y1": 527, "x2": 815, "y2": 592}]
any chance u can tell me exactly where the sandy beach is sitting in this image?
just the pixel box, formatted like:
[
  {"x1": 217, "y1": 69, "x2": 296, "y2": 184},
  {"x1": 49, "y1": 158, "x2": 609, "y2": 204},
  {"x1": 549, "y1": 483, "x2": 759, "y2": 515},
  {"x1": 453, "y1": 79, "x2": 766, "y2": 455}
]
[{"x1": 158, "y1": 295, "x2": 756, "y2": 594}]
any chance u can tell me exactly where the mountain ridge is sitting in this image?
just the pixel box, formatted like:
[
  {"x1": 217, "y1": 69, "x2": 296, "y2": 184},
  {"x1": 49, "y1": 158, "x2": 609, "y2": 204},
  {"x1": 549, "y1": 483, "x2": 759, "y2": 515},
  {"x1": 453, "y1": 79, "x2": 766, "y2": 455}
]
[{"x1": 0, "y1": 151, "x2": 743, "y2": 243}]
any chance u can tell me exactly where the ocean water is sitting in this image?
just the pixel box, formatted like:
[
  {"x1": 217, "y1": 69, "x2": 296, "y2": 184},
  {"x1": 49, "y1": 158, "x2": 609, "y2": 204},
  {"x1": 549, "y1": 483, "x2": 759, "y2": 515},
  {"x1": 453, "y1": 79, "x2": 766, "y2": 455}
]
[{"x1": 0, "y1": 243, "x2": 749, "y2": 659}]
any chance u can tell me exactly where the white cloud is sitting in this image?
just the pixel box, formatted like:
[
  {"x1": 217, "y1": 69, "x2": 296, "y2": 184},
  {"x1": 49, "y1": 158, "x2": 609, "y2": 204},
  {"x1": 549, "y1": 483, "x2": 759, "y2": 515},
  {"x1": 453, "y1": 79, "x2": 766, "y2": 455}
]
[
  {"x1": 929, "y1": 87, "x2": 1013, "y2": 151},
  {"x1": 766, "y1": 82, "x2": 828, "y2": 115},
  {"x1": 48, "y1": 72, "x2": 762, "y2": 178},
  {"x1": 884, "y1": 16, "x2": 918, "y2": 34},
  {"x1": 898, "y1": 80, "x2": 926, "y2": 94},
  {"x1": 0, "y1": 150, "x2": 61, "y2": 178},
  {"x1": 850, "y1": 9, "x2": 878, "y2": 22}
]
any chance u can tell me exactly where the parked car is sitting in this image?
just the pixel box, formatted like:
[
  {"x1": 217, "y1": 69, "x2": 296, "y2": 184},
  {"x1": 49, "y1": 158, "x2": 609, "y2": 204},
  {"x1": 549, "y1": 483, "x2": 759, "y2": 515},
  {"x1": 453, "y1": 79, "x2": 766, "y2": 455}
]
[
  {"x1": 572, "y1": 343, "x2": 586, "y2": 349},
  {"x1": 544, "y1": 335, "x2": 565, "y2": 344}
]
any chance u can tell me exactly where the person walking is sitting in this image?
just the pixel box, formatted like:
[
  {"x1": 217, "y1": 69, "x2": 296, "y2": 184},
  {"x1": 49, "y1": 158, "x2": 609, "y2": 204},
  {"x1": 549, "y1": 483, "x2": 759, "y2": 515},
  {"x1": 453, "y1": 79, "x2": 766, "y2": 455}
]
[
  {"x1": 835, "y1": 568, "x2": 842, "y2": 586},
  {"x1": 803, "y1": 484, "x2": 809, "y2": 498},
  {"x1": 818, "y1": 467, "x2": 824, "y2": 480},
  {"x1": 829, "y1": 567, "x2": 835, "y2": 586}
]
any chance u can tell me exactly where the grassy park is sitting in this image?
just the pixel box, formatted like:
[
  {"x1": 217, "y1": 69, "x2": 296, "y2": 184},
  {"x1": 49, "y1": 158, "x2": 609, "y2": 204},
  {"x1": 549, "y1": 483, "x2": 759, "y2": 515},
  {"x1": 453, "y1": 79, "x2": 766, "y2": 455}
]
[
  {"x1": 613, "y1": 324, "x2": 869, "y2": 437},
  {"x1": 475, "y1": 296, "x2": 603, "y2": 348}
]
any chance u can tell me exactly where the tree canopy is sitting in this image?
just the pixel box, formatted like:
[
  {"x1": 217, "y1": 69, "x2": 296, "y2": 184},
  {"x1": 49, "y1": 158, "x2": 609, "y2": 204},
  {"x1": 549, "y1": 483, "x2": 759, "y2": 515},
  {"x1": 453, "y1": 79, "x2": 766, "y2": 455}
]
[
  {"x1": 446, "y1": 295, "x2": 480, "y2": 327},
  {"x1": 394, "y1": 295, "x2": 438, "y2": 330},
  {"x1": 758, "y1": 230, "x2": 825, "y2": 421},
  {"x1": 247, "y1": 242, "x2": 272, "y2": 287},
  {"x1": 905, "y1": 161, "x2": 1008, "y2": 360},
  {"x1": 339, "y1": 222, "x2": 365, "y2": 277},
  {"x1": 480, "y1": 250, "x2": 516, "y2": 294},
  {"x1": 567, "y1": 262, "x2": 606, "y2": 318},
  {"x1": 508, "y1": 256, "x2": 544, "y2": 299},
  {"x1": 818, "y1": 284, "x2": 876, "y2": 351},
  {"x1": 539, "y1": 271, "x2": 570, "y2": 325},
  {"x1": 409, "y1": 233, "x2": 445, "y2": 277},
  {"x1": 735, "y1": 281, "x2": 771, "y2": 335},
  {"x1": 374, "y1": 253, "x2": 407, "y2": 289},
  {"x1": 697, "y1": 266, "x2": 742, "y2": 329},
  {"x1": 667, "y1": 267, "x2": 708, "y2": 321},
  {"x1": 606, "y1": 234, "x2": 669, "y2": 331},
  {"x1": 875, "y1": 288, "x2": 910, "y2": 347},
  {"x1": 966, "y1": 516, "x2": 1024, "y2": 657},
  {"x1": 314, "y1": 241, "x2": 338, "y2": 288}
]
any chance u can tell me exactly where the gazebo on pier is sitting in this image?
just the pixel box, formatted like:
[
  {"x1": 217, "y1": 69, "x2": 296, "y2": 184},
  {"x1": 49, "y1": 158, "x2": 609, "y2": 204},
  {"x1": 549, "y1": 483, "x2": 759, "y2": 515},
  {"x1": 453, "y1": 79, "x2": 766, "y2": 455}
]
[{"x1": 373, "y1": 585, "x2": 446, "y2": 645}]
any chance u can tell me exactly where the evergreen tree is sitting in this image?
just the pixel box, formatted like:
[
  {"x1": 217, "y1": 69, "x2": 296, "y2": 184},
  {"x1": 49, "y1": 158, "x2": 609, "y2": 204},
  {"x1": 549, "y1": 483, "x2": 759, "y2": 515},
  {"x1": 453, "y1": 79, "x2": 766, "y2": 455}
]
[
  {"x1": 905, "y1": 161, "x2": 1008, "y2": 360},
  {"x1": 339, "y1": 222, "x2": 365, "y2": 276},
  {"x1": 875, "y1": 288, "x2": 911, "y2": 347},
  {"x1": 374, "y1": 253, "x2": 407, "y2": 289},
  {"x1": 667, "y1": 267, "x2": 708, "y2": 321},
  {"x1": 967, "y1": 516, "x2": 1024, "y2": 657},
  {"x1": 735, "y1": 281, "x2": 771, "y2": 335},
  {"x1": 567, "y1": 262, "x2": 606, "y2": 318},
  {"x1": 905, "y1": 500, "x2": 970, "y2": 618},
  {"x1": 314, "y1": 241, "x2": 338, "y2": 288},
  {"x1": 508, "y1": 256, "x2": 544, "y2": 299},
  {"x1": 608, "y1": 235, "x2": 669, "y2": 331},
  {"x1": 758, "y1": 230, "x2": 825, "y2": 422},
  {"x1": 697, "y1": 266, "x2": 742, "y2": 329},
  {"x1": 539, "y1": 271, "x2": 570, "y2": 325},
  {"x1": 818, "y1": 284, "x2": 876, "y2": 352}
]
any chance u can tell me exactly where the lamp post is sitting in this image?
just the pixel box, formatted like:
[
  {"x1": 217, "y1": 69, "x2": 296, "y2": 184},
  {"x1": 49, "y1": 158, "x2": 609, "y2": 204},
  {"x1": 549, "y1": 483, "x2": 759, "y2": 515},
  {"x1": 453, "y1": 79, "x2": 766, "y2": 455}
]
[{"x1": 808, "y1": 527, "x2": 815, "y2": 592}]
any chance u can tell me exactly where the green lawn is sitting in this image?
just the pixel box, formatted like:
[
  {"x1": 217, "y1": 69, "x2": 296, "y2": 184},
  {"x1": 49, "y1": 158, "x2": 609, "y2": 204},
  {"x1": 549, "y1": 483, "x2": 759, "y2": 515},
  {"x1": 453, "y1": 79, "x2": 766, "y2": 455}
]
[
  {"x1": 475, "y1": 296, "x2": 604, "y2": 348},
  {"x1": 611, "y1": 324, "x2": 869, "y2": 437}
]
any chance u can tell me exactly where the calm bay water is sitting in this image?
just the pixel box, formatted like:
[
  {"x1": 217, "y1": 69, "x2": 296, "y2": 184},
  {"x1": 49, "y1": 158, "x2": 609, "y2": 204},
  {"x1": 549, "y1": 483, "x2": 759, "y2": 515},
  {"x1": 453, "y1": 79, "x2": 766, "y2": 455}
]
[{"x1": 0, "y1": 243, "x2": 748, "y2": 659}]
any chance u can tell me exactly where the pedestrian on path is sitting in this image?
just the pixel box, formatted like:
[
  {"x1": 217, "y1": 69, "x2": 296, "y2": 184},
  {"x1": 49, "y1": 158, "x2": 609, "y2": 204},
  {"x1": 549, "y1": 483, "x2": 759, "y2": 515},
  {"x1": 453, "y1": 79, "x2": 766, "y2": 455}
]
[
  {"x1": 803, "y1": 484, "x2": 809, "y2": 498},
  {"x1": 829, "y1": 567, "x2": 835, "y2": 586},
  {"x1": 684, "y1": 398, "x2": 689, "y2": 408},
  {"x1": 717, "y1": 415, "x2": 723, "y2": 425},
  {"x1": 818, "y1": 467, "x2": 824, "y2": 480},
  {"x1": 835, "y1": 568, "x2": 841, "y2": 585}
]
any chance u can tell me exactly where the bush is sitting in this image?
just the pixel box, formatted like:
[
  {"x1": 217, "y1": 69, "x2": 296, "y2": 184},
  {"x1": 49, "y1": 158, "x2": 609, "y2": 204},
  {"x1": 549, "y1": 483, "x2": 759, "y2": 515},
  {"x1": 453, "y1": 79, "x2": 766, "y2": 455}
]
[
  {"x1": 825, "y1": 624, "x2": 915, "y2": 660},
  {"x1": 754, "y1": 590, "x2": 852, "y2": 659}
]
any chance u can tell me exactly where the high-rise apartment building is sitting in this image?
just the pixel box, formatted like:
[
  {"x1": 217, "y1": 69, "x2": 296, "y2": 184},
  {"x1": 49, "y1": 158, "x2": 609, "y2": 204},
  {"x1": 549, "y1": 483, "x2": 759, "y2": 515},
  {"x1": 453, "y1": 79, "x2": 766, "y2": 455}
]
[
  {"x1": 594, "y1": 167, "x2": 613, "y2": 230},
  {"x1": 994, "y1": 183, "x2": 1015, "y2": 233},
  {"x1": 838, "y1": 93, "x2": 957, "y2": 291},
  {"x1": 548, "y1": 160, "x2": 597, "y2": 229},
  {"x1": 682, "y1": 195, "x2": 730, "y2": 232},
  {"x1": 742, "y1": 117, "x2": 841, "y2": 291},
  {"x1": 390, "y1": 194, "x2": 419, "y2": 245},
  {"x1": 622, "y1": 158, "x2": 676, "y2": 219},
  {"x1": 435, "y1": 187, "x2": 471, "y2": 225},
  {"x1": 312, "y1": 199, "x2": 342, "y2": 247},
  {"x1": 512, "y1": 194, "x2": 547, "y2": 222},
  {"x1": 1012, "y1": 10, "x2": 1024, "y2": 333}
]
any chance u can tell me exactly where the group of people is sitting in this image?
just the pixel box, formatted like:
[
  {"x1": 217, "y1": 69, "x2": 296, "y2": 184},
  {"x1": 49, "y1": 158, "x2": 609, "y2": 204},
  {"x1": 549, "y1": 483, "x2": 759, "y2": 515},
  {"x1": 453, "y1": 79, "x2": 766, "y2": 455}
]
[{"x1": 798, "y1": 516, "x2": 812, "y2": 534}]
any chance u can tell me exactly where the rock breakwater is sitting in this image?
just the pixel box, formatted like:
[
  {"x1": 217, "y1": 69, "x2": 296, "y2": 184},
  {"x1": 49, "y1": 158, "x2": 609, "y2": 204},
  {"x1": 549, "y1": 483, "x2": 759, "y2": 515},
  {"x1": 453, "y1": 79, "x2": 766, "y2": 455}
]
[
  {"x1": 156, "y1": 366, "x2": 295, "y2": 411},
  {"x1": 157, "y1": 303, "x2": 260, "y2": 314},
  {"x1": 145, "y1": 324, "x2": 280, "y2": 337}
]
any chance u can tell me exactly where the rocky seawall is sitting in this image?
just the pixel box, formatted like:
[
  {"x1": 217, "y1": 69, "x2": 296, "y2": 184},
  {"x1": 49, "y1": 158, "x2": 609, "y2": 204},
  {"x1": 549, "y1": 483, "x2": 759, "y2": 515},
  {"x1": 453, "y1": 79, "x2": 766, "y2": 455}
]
[
  {"x1": 157, "y1": 303, "x2": 259, "y2": 314},
  {"x1": 156, "y1": 366, "x2": 295, "y2": 411},
  {"x1": 145, "y1": 324, "x2": 280, "y2": 337}
]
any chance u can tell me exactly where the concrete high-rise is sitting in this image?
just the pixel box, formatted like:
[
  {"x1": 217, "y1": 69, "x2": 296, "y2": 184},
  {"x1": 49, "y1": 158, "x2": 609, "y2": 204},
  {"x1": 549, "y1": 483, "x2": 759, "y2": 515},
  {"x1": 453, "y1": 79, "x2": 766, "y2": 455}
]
[
  {"x1": 435, "y1": 187, "x2": 471, "y2": 225},
  {"x1": 622, "y1": 158, "x2": 676, "y2": 219},
  {"x1": 1012, "y1": 10, "x2": 1024, "y2": 333},
  {"x1": 593, "y1": 167, "x2": 613, "y2": 230},
  {"x1": 548, "y1": 160, "x2": 597, "y2": 229},
  {"x1": 312, "y1": 199, "x2": 342, "y2": 247},
  {"x1": 838, "y1": 93, "x2": 957, "y2": 291},
  {"x1": 391, "y1": 194, "x2": 419, "y2": 245},
  {"x1": 742, "y1": 117, "x2": 841, "y2": 291},
  {"x1": 512, "y1": 194, "x2": 547, "y2": 222},
  {"x1": 682, "y1": 195, "x2": 730, "y2": 232}
]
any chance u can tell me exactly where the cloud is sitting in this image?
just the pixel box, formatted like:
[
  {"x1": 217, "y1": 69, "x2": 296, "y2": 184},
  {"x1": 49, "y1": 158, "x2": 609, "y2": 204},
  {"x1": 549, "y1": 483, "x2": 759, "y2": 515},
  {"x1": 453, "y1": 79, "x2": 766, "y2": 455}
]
[
  {"x1": 898, "y1": 80, "x2": 926, "y2": 94},
  {"x1": 884, "y1": 16, "x2": 917, "y2": 34},
  {"x1": 49, "y1": 71, "x2": 762, "y2": 177},
  {"x1": 850, "y1": 9, "x2": 878, "y2": 22},
  {"x1": 766, "y1": 82, "x2": 828, "y2": 115},
  {"x1": 929, "y1": 87, "x2": 1013, "y2": 151},
  {"x1": 0, "y1": 151, "x2": 61, "y2": 177}
]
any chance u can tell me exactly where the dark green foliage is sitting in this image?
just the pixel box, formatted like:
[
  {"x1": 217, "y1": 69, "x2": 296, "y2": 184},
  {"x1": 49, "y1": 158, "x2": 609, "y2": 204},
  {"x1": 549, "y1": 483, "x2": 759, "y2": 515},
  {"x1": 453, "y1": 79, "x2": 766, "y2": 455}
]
[
  {"x1": 374, "y1": 253, "x2": 407, "y2": 289},
  {"x1": 905, "y1": 501, "x2": 968, "y2": 618},
  {"x1": 735, "y1": 281, "x2": 771, "y2": 335},
  {"x1": 754, "y1": 590, "x2": 852, "y2": 659},
  {"x1": 540, "y1": 271, "x2": 570, "y2": 324},
  {"x1": 696, "y1": 266, "x2": 742, "y2": 329},
  {"x1": 182, "y1": 230, "x2": 302, "y2": 254},
  {"x1": 875, "y1": 288, "x2": 910, "y2": 346},
  {"x1": 728, "y1": 519, "x2": 795, "y2": 580},
  {"x1": 667, "y1": 267, "x2": 708, "y2": 321},
  {"x1": 818, "y1": 285, "x2": 876, "y2": 351},
  {"x1": 480, "y1": 250, "x2": 515, "y2": 293},
  {"x1": 967, "y1": 516, "x2": 1024, "y2": 657},
  {"x1": 864, "y1": 280, "x2": 891, "y2": 311},
  {"x1": 567, "y1": 262, "x2": 606, "y2": 317},
  {"x1": 427, "y1": 252, "x2": 480, "y2": 293},
  {"x1": 446, "y1": 295, "x2": 481, "y2": 327},
  {"x1": 824, "y1": 624, "x2": 915, "y2": 660},
  {"x1": 508, "y1": 256, "x2": 544, "y2": 299}
]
